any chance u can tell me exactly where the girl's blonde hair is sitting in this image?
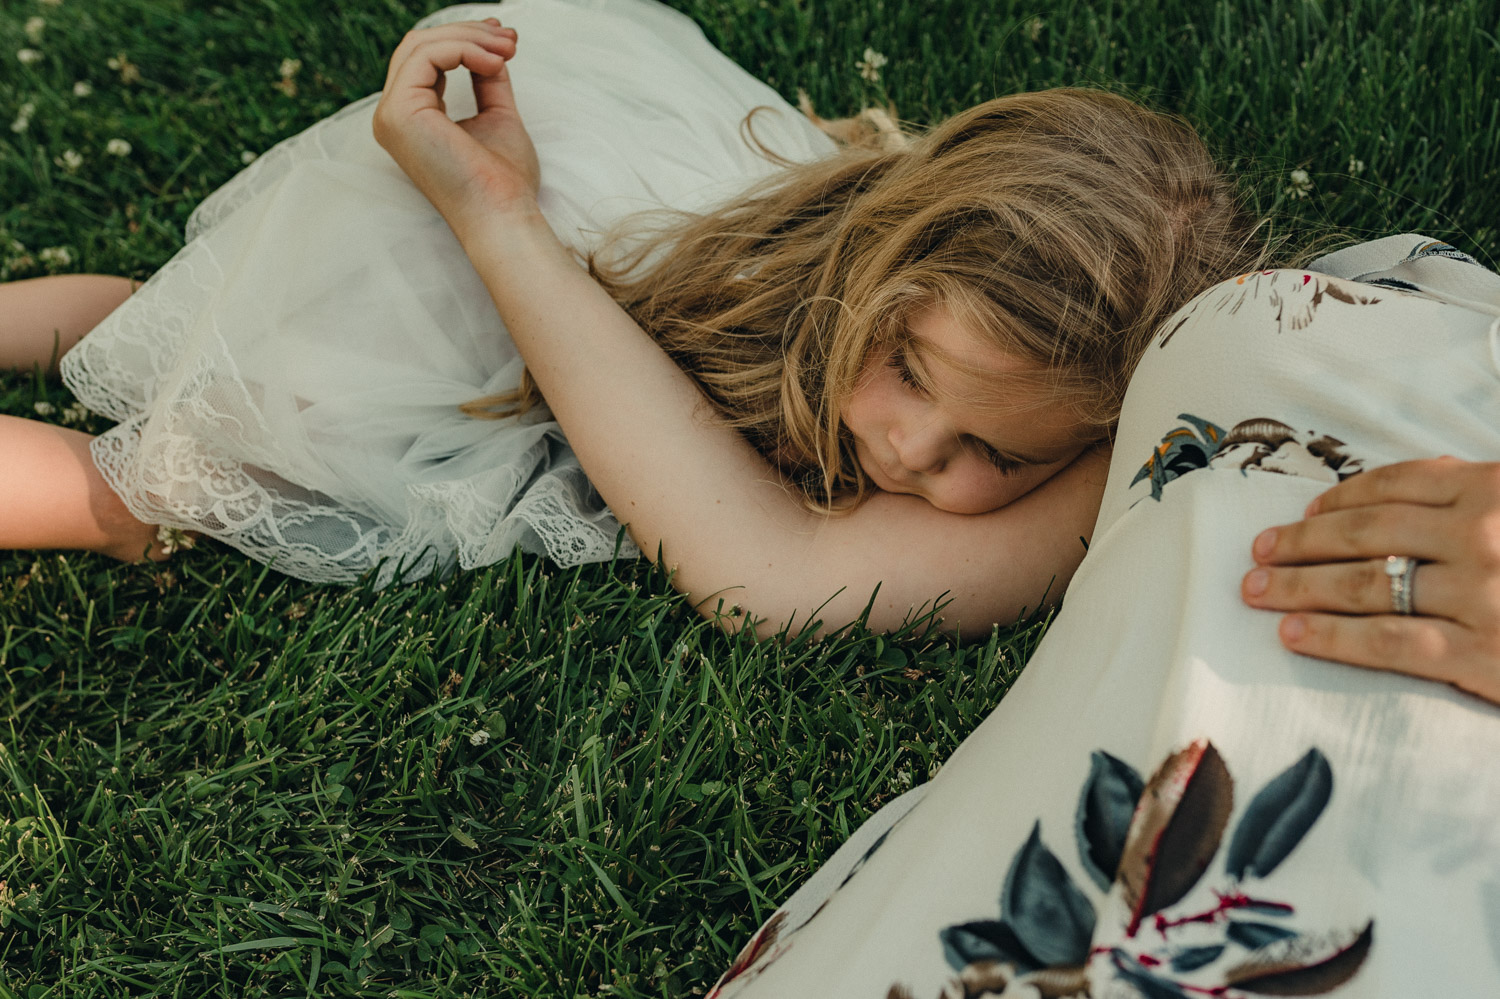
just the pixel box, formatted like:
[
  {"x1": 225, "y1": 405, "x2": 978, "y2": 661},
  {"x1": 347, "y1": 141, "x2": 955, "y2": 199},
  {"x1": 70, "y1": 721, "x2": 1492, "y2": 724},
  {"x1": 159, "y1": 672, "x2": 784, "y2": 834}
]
[{"x1": 468, "y1": 88, "x2": 1267, "y2": 508}]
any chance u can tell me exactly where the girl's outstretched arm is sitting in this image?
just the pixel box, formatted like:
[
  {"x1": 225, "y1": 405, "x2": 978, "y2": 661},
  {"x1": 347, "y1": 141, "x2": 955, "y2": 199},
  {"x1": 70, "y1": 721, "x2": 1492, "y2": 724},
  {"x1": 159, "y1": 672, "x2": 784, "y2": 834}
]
[{"x1": 374, "y1": 21, "x2": 1103, "y2": 637}]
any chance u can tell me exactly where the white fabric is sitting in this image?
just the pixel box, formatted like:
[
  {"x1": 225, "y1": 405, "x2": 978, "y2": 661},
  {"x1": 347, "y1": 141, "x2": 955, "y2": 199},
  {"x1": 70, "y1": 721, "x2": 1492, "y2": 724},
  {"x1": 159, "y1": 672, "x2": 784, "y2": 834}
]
[
  {"x1": 62, "y1": 0, "x2": 835, "y2": 584},
  {"x1": 712, "y1": 238, "x2": 1500, "y2": 998}
]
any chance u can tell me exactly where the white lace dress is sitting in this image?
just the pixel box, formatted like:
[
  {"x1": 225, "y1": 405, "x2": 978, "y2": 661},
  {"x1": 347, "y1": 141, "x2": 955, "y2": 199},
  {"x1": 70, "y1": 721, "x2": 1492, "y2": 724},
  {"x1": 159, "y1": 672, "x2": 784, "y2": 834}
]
[{"x1": 61, "y1": 0, "x2": 834, "y2": 584}]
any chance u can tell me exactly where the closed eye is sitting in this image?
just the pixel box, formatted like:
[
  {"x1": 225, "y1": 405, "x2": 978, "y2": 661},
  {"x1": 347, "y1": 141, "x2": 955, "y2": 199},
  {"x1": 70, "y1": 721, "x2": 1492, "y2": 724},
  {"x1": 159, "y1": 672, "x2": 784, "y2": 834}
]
[
  {"x1": 968, "y1": 437, "x2": 1025, "y2": 476},
  {"x1": 886, "y1": 348, "x2": 926, "y2": 394}
]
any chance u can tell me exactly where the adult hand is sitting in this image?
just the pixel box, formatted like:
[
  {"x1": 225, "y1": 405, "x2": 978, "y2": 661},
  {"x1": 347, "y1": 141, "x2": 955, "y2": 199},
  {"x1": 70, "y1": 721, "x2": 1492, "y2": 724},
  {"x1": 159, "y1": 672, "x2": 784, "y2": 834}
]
[
  {"x1": 1241, "y1": 456, "x2": 1500, "y2": 705},
  {"x1": 371, "y1": 19, "x2": 541, "y2": 234}
]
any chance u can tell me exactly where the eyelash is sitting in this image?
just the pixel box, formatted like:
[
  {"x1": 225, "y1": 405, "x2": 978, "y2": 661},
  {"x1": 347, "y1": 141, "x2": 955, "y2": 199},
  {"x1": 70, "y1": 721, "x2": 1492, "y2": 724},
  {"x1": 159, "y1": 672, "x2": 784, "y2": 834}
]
[
  {"x1": 887, "y1": 349, "x2": 923, "y2": 392},
  {"x1": 888, "y1": 351, "x2": 1024, "y2": 476},
  {"x1": 972, "y1": 440, "x2": 1024, "y2": 476}
]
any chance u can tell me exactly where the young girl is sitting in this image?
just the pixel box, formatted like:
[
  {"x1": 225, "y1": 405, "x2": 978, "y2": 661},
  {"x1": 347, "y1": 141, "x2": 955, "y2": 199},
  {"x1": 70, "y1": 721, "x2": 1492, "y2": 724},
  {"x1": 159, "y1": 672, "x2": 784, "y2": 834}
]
[{"x1": 1, "y1": 0, "x2": 1262, "y2": 636}]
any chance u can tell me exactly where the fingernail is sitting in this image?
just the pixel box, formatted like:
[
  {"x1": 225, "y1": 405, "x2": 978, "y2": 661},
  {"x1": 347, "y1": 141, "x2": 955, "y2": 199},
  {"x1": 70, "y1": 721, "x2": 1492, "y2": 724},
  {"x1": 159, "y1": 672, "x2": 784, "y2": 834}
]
[
  {"x1": 1244, "y1": 568, "x2": 1268, "y2": 596},
  {"x1": 1303, "y1": 496, "x2": 1321, "y2": 518},
  {"x1": 1253, "y1": 528, "x2": 1278, "y2": 560},
  {"x1": 1281, "y1": 615, "x2": 1306, "y2": 642}
]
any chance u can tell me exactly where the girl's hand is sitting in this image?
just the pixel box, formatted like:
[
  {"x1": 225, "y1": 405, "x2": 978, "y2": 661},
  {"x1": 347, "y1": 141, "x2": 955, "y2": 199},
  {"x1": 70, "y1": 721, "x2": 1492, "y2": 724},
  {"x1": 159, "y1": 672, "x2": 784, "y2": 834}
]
[
  {"x1": 1242, "y1": 456, "x2": 1500, "y2": 704},
  {"x1": 371, "y1": 19, "x2": 540, "y2": 233}
]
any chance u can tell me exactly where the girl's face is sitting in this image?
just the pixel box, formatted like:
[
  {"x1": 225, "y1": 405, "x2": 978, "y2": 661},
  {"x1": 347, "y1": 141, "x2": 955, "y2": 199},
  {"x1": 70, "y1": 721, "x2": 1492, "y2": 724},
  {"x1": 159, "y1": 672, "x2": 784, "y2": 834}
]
[{"x1": 840, "y1": 303, "x2": 1092, "y2": 514}]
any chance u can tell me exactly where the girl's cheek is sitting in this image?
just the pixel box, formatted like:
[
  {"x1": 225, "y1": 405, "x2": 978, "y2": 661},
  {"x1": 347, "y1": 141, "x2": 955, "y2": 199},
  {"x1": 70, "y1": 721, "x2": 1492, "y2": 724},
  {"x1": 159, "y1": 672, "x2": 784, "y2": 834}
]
[{"x1": 930, "y1": 461, "x2": 1036, "y2": 515}]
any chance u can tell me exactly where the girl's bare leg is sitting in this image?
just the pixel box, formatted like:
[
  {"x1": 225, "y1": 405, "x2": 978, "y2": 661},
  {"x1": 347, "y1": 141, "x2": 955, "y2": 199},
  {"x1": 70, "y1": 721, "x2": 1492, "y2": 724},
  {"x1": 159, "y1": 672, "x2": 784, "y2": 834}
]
[
  {"x1": 0, "y1": 415, "x2": 162, "y2": 561},
  {"x1": 0, "y1": 274, "x2": 135, "y2": 373},
  {"x1": 1, "y1": 277, "x2": 160, "y2": 560}
]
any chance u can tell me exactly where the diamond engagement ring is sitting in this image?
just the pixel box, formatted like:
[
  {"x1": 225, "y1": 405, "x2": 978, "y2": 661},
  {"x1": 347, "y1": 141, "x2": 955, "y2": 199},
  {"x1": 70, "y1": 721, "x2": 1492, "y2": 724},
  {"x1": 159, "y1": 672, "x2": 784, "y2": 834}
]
[{"x1": 1385, "y1": 555, "x2": 1418, "y2": 616}]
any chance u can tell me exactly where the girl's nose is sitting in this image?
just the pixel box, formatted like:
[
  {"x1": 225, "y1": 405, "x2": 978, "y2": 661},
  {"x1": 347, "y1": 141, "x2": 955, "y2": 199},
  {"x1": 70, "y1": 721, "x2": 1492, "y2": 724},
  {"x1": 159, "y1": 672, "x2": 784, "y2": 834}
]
[{"x1": 891, "y1": 418, "x2": 951, "y2": 475}]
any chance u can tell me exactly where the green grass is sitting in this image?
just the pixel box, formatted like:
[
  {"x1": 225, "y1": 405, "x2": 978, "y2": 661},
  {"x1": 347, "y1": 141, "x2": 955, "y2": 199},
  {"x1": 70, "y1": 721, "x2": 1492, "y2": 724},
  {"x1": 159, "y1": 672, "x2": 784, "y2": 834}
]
[{"x1": 0, "y1": 0, "x2": 1496, "y2": 995}]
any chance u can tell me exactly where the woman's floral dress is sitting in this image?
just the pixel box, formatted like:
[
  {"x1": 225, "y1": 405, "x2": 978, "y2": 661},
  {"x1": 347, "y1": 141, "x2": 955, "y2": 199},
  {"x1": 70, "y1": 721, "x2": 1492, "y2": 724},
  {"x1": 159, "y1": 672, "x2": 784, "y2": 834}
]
[{"x1": 711, "y1": 236, "x2": 1500, "y2": 998}]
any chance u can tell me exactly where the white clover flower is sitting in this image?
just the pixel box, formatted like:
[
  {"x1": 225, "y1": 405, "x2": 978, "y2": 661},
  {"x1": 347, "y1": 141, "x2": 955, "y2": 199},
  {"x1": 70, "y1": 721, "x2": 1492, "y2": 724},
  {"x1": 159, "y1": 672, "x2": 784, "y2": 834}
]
[
  {"x1": 4, "y1": 241, "x2": 35, "y2": 270},
  {"x1": 106, "y1": 52, "x2": 140, "y2": 84},
  {"x1": 156, "y1": 525, "x2": 196, "y2": 555},
  {"x1": 4, "y1": 243, "x2": 34, "y2": 271},
  {"x1": 38, "y1": 245, "x2": 72, "y2": 266},
  {"x1": 274, "y1": 58, "x2": 302, "y2": 98},
  {"x1": 60, "y1": 401, "x2": 89, "y2": 425},
  {"x1": 12, "y1": 100, "x2": 37, "y2": 133},
  {"x1": 72, "y1": 80, "x2": 92, "y2": 97},
  {"x1": 55, "y1": 148, "x2": 83, "y2": 171},
  {"x1": 468, "y1": 730, "x2": 490, "y2": 746},
  {"x1": 105, "y1": 137, "x2": 131, "y2": 157},
  {"x1": 855, "y1": 47, "x2": 888, "y2": 83},
  {"x1": 24, "y1": 18, "x2": 46, "y2": 43},
  {"x1": 1285, "y1": 168, "x2": 1313, "y2": 199},
  {"x1": 240, "y1": 149, "x2": 258, "y2": 164},
  {"x1": 1347, "y1": 156, "x2": 1366, "y2": 175},
  {"x1": 33, "y1": 400, "x2": 56, "y2": 417},
  {"x1": 1027, "y1": 16, "x2": 1045, "y2": 41},
  {"x1": 17, "y1": 48, "x2": 43, "y2": 66}
]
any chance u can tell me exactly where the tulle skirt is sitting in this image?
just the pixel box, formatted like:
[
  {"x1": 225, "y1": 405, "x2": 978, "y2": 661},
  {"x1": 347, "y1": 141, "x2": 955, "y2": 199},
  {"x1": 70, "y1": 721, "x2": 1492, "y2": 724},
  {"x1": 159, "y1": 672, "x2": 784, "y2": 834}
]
[{"x1": 62, "y1": 0, "x2": 834, "y2": 584}]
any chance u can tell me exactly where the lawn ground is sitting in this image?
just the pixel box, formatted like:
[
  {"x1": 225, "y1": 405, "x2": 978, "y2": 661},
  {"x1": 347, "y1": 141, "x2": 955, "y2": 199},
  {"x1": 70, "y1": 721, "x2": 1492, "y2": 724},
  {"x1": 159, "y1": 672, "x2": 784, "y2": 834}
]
[{"x1": 1, "y1": 0, "x2": 1496, "y2": 995}]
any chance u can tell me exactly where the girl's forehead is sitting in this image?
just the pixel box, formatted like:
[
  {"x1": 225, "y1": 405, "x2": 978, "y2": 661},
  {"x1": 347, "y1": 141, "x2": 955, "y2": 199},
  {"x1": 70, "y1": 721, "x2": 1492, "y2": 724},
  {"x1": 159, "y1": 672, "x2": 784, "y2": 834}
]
[
  {"x1": 906, "y1": 303, "x2": 1038, "y2": 379},
  {"x1": 904, "y1": 303, "x2": 1088, "y2": 441}
]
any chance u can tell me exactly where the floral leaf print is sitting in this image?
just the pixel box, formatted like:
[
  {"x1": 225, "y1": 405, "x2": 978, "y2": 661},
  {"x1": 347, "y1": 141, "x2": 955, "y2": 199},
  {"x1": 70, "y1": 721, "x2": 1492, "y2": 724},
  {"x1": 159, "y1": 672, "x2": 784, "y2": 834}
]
[
  {"x1": 918, "y1": 743, "x2": 1372, "y2": 999},
  {"x1": 939, "y1": 920, "x2": 1041, "y2": 975},
  {"x1": 1307, "y1": 280, "x2": 1378, "y2": 310},
  {"x1": 1208, "y1": 421, "x2": 1365, "y2": 483},
  {"x1": 1227, "y1": 920, "x2": 1301, "y2": 949},
  {"x1": 1023, "y1": 966, "x2": 1091, "y2": 996},
  {"x1": 836, "y1": 824, "x2": 895, "y2": 893},
  {"x1": 1000, "y1": 822, "x2": 1096, "y2": 968},
  {"x1": 1170, "y1": 944, "x2": 1227, "y2": 972},
  {"x1": 1110, "y1": 949, "x2": 1193, "y2": 998},
  {"x1": 1117, "y1": 740, "x2": 1234, "y2": 935},
  {"x1": 1131, "y1": 414, "x2": 1228, "y2": 501},
  {"x1": 1210, "y1": 419, "x2": 1295, "y2": 473},
  {"x1": 1225, "y1": 921, "x2": 1374, "y2": 995},
  {"x1": 1224, "y1": 749, "x2": 1333, "y2": 881},
  {"x1": 1076, "y1": 750, "x2": 1146, "y2": 891},
  {"x1": 1403, "y1": 239, "x2": 1480, "y2": 266},
  {"x1": 1136, "y1": 418, "x2": 1367, "y2": 503},
  {"x1": 912, "y1": 962, "x2": 1090, "y2": 999},
  {"x1": 1157, "y1": 270, "x2": 1384, "y2": 348},
  {"x1": 1300, "y1": 436, "x2": 1363, "y2": 480},
  {"x1": 704, "y1": 910, "x2": 786, "y2": 999}
]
